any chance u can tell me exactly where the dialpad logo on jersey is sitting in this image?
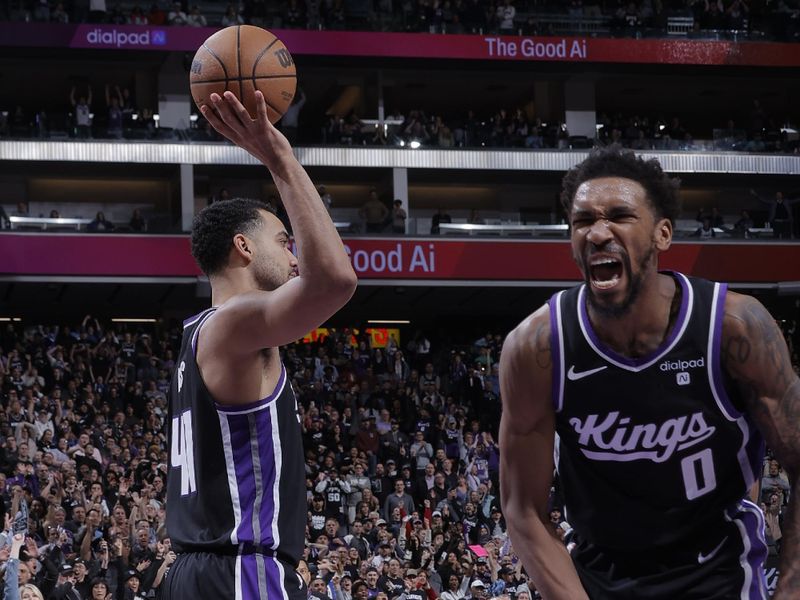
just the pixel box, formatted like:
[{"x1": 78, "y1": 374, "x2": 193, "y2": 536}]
[
  {"x1": 659, "y1": 356, "x2": 705, "y2": 372},
  {"x1": 676, "y1": 372, "x2": 691, "y2": 386},
  {"x1": 568, "y1": 410, "x2": 716, "y2": 463}
]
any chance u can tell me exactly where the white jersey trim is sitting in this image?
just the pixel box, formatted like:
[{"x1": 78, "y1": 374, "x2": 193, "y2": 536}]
[
  {"x1": 218, "y1": 412, "x2": 242, "y2": 545},
  {"x1": 706, "y1": 282, "x2": 739, "y2": 422},
  {"x1": 576, "y1": 272, "x2": 694, "y2": 372},
  {"x1": 269, "y1": 401, "x2": 283, "y2": 550},
  {"x1": 553, "y1": 290, "x2": 566, "y2": 413}
]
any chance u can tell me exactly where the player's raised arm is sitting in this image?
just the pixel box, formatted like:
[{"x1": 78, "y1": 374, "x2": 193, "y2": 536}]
[
  {"x1": 499, "y1": 306, "x2": 589, "y2": 600},
  {"x1": 722, "y1": 292, "x2": 800, "y2": 600},
  {"x1": 199, "y1": 90, "x2": 357, "y2": 351}
]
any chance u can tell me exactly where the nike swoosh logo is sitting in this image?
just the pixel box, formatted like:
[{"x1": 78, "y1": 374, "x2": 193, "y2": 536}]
[
  {"x1": 567, "y1": 365, "x2": 608, "y2": 381},
  {"x1": 698, "y1": 536, "x2": 728, "y2": 564}
]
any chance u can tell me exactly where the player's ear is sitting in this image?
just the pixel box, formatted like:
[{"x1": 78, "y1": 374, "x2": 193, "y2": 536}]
[
  {"x1": 232, "y1": 233, "x2": 253, "y2": 264},
  {"x1": 654, "y1": 217, "x2": 672, "y2": 251}
]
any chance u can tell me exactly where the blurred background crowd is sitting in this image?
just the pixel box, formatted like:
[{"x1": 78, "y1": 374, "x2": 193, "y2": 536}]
[{"x1": 0, "y1": 314, "x2": 795, "y2": 598}]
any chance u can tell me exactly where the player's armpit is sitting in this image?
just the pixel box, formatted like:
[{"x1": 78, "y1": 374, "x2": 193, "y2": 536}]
[
  {"x1": 722, "y1": 292, "x2": 800, "y2": 599},
  {"x1": 202, "y1": 275, "x2": 355, "y2": 355},
  {"x1": 499, "y1": 307, "x2": 590, "y2": 600}
]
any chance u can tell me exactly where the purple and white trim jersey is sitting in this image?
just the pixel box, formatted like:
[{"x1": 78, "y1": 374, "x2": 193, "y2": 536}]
[
  {"x1": 167, "y1": 307, "x2": 306, "y2": 584},
  {"x1": 548, "y1": 273, "x2": 766, "y2": 566}
]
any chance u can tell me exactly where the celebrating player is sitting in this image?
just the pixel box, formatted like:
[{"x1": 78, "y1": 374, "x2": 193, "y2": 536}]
[
  {"x1": 163, "y1": 90, "x2": 357, "y2": 599},
  {"x1": 500, "y1": 145, "x2": 800, "y2": 599}
]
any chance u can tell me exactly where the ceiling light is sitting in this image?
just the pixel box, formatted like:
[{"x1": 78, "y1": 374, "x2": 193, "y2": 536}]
[
  {"x1": 111, "y1": 318, "x2": 158, "y2": 323},
  {"x1": 367, "y1": 319, "x2": 410, "y2": 324}
]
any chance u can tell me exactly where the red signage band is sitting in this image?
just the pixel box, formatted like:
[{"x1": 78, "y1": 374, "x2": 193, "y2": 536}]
[
  {"x1": 1, "y1": 234, "x2": 798, "y2": 283},
  {"x1": 0, "y1": 23, "x2": 799, "y2": 67}
]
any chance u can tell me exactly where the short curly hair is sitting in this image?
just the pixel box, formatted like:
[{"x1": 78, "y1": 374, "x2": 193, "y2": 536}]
[
  {"x1": 560, "y1": 145, "x2": 681, "y2": 225},
  {"x1": 190, "y1": 198, "x2": 275, "y2": 276}
]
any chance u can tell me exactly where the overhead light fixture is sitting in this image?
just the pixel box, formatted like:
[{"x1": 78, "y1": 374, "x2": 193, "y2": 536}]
[
  {"x1": 0, "y1": 317, "x2": 21, "y2": 322},
  {"x1": 111, "y1": 318, "x2": 158, "y2": 323},
  {"x1": 367, "y1": 319, "x2": 410, "y2": 324},
  {"x1": 409, "y1": 140, "x2": 421, "y2": 149}
]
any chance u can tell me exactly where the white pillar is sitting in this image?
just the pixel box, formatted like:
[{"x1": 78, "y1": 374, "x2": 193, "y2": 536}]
[
  {"x1": 564, "y1": 79, "x2": 596, "y2": 139},
  {"x1": 392, "y1": 167, "x2": 409, "y2": 234},
  {"x1": 158, "y1": 53, "x2": 192, "y2": 130}
]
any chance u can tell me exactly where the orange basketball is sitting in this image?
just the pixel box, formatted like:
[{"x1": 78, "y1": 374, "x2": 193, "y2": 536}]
[{"x1": 190, "y1": 25, "x2": 297, "y2": 124}]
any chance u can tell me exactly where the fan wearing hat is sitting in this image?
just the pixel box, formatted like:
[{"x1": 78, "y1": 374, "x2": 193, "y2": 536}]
[
  {"x1": 52, "y1": 562, "x2": 80, "y2": 600},
  {"x1": 469, "y1": 578, "x2": 488, "y2": 599},
  {"x1": 124, "y1": 568, "x2": 147, "y2": 599}
]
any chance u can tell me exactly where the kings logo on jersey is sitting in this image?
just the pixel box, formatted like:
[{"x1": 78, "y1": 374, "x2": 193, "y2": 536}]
[{"x1": 568, "y1": 410, "x2": 716, "y2": 463}]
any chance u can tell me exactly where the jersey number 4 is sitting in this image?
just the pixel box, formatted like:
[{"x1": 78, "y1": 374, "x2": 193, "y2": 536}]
[{"x1": 171, "y1": 411, "x2": 197, "y2": 496}]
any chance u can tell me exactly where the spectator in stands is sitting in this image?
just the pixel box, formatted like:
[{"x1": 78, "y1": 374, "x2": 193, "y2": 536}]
[
  {"x1": 147, "y1": 2, "x2": 166, "y2": 24},
  {"x1": 87, "y1": 211, "x2": 115, "y2": 232},
  {"x1": 105, "y1": 85, "x2": 124, "y2": 139},
  {"x1": 284, "y1": 0, "x2": 304, "y2": 28},
  {"x1": 391, "y1": 200, "x2": 407, "y2": 234},
  {"x1": 281, "y1": 88, "x2": 307, "y2": 145},
  {"x1": 69, "y1": 86, "x2": 92, "y2": 139},
  {"x1": 50, "y1": 1, "x2": 69, "y2": 22},
  {"x1": 166, "y1": 1, "x2": 187, "y2": 25},
  {"x1": 732, "y1": 209, "x2": 754, "y2": 238},
  {"x1": 129, "y1": 209, "x2": 146, "y2": 232},
  {"x1": 186, "y1": 5, "x2": 206, "y2": 26},
  {"x1": 129, "y1": 4, "x2": 148, "y2": 24},
  {"x1": 430, "y1": 208, "x2": 451, "y2": 234},
  {"x1": 762, "y1": 459, "x2": 791, "y2": 504},
  {"x1": 384, "y1": 479, "x2": 414, "y2": 521},
  {"x1": 108, "y1": 3, "x2": 129, "y2": 24},
  {"x1": 496, "y1": 0, "x2": 516, "y2": 34},
  {"x1": 221, "y1": 3, "x2": 244, "y2": 26},
  {"x1": 751, "y1": 189, "x2": 798, "y2": 239},
  {"x1": 359, "y1": 190, "x2": 389, "y2": 234}
]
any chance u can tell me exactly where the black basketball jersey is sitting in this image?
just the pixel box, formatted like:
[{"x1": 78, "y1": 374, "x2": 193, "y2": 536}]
[
  {"x1": 167, "y1": 307, "x2": 305, "y2": 567},
  {"x1": 549, "y1": 273, "x2": 765, "y2": 551}
]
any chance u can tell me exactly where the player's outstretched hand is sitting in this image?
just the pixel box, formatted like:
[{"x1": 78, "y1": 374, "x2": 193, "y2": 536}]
[{"x1": 201, "y1": 90, "x2": 293, "y2": 174}]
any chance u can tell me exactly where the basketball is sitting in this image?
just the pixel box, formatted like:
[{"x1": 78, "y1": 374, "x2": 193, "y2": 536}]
[{"x1": 190, "y1": 25, "x2": 297, "y2": 124}]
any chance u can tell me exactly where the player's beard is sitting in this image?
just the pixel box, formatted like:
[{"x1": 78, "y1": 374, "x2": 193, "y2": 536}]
[
  {"x1": 253, "y1": 254, "x2": 291, "y2": 291},
  {"x1": 584, "y1": 244, "x2": 654, "y2": 319}
]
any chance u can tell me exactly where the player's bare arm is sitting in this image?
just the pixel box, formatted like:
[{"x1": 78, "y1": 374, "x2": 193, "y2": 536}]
[
  {"x1": 198, "y1": 90, "x2": 357, "y2": 404},
  {"x1": 499, "y1": 305, "x2": 589, "y2": 600},
  {"x1": 722, "y1": 292, "x2": 800, "y2": 600}
]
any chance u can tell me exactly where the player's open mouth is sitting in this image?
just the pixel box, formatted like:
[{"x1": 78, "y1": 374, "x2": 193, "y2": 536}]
[{"x1": 589, "y1": 256, "x2": 623, "y2": 290}]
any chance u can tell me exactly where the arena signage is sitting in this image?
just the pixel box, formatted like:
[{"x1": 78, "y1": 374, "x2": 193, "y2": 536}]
[
  {"x1": 1, "y1": 234, "x2": 799, "y2": 284},
  {"x1": 84, "y1": 27, "x2": 168, "y2": 48},
  {"x1": 1, "y1": 23, "x2": 800, "y2": 67}
]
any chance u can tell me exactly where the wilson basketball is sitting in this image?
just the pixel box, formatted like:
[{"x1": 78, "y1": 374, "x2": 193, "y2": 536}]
[{"x1": 190, "y1": 25, "x2": 297, "y2": 124}]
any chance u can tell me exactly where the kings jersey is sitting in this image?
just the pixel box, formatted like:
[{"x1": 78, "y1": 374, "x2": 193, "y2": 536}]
[
  {"x1": 549, "y1": 273, "x2": 765, "y2": 550},
  {"x1": 167, "y1": 307, "x2": 305, "y2": 566}
]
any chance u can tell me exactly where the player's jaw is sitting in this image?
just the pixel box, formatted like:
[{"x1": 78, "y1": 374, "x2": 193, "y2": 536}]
[{"x1": 580, "y1": 243, "x2": 652, "y2": 318}]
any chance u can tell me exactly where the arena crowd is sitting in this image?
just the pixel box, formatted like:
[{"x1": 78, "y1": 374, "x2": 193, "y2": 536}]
[{"x1": 0, "y1": 313, "x2": 795, "y2": 599}]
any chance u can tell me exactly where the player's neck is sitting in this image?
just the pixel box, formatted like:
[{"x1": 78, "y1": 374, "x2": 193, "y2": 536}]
[
  {"x1": 587, "y1": 272, "x2": 679, "y2": 358},
  {"x1": 209, "y1": 271, "x2": 258, "y2": 306}
]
